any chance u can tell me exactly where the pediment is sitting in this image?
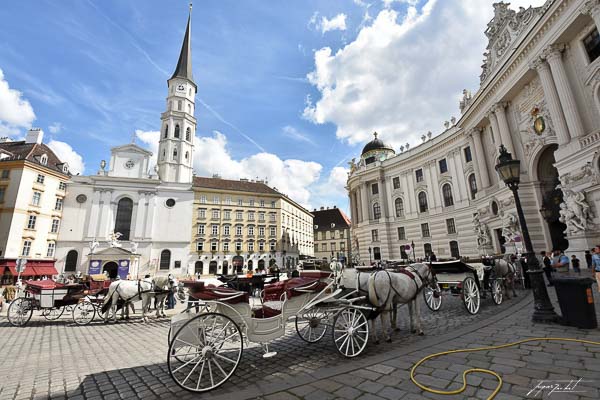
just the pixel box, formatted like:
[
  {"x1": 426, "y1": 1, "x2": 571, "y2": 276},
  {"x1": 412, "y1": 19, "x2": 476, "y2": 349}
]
[{"x1": 111, "y1": 143, "x2": 153, "y2": 156}]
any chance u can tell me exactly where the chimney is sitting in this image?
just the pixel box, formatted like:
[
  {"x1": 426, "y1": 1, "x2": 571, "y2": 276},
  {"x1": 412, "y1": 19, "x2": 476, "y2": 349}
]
[
  {"x1": 0, "y1": 137, "x2": 11, "y2": 143},
  {"x1": 333, "y1": 205, "x2": 337, "y2": 209},
  {"x1": 26, "y1": 128, "x2": 44, "y2": 144},
  {"x1": 320, "y1": 206, "x2": 324, "y2": 210}
]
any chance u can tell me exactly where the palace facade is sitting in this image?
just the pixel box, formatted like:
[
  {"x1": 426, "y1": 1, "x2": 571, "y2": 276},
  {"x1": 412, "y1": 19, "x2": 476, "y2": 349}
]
[{"x1": 348, "y1": 0, "x2": 600, "y2": 264}]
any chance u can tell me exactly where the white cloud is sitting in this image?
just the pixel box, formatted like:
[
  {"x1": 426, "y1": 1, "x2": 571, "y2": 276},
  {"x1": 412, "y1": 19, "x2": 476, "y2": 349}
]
[
  {"x1": 136, "y1": 129, "x2": 323, "y2": 207},
  {"x1": 48, "y1": 122, "x2": 62, "y2": 134},
  {"x1": 309, "y1": 166, "x2": 351, "y2": 214},
  {"x1": 282, "y1": 125, "x2": 316, "y2": 146},
  {"x1": 309, "y1": 12, "x2": 348, "y2": 34},
  {"x1": 304, "y1": 1, "x2": 546, "y2": 148},
  {"x1": 0, "y1": 68, "x2": 36, "y2": 137},
  {"x1": 47, "y1": 140, "x2": 85, "y2": 175}
]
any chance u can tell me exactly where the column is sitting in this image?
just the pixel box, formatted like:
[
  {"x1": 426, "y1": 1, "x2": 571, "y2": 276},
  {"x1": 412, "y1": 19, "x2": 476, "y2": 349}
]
[
  {"x1": 406, "y1": 172, "x2": 416, "y2": 215},
  {"x1": 144, "y1": 193, "x2": 155, "y2": 238},
  {"x1": 95, "y1": 190, "x2": 108, "y2": 238},
  {"x1": 449, "y1": 150, "x2": 464, "y2": 203},
  {"x1": 492, "y1": 102, "x2": 516, "y2": 155},
  {"x1": 487, "y1": 112, "x2": 502, "y2": 146},
  {"x1": 427, "y1": 162, "x2": 440, "y2": 209},
  {"x1": 401, "y1": 173, "x2": 412, "y2": 214},
  {"x1": 360, "y1": 183, "x2": 369, "y2": 223},
  {"x1": 134, "y1": 192, "x2": 146, "y2": 239},
  {"x1": 379, "y1": 177, "x2": 390, "y2": 219},
  {"x1": 582, "y1": 0, "x2": 600, "y2": 31},
  {"x1": 87, "y1": 190, "x2": 101, "y2": 238},
  {"x1": 469, "y1": 129, "x2": 491, "y2": 188},
  {"x1": 543, "y1": 44, "x2": 586, "y2": 138},
  {"x1": 529, "y1": 57, "x2": 571, "y2": 144}
]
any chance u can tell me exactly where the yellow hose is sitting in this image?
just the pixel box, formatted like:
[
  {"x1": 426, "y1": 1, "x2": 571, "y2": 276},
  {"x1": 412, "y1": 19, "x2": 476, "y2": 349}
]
[{"x1": 410, "y1": 337, "x2": 600, "y2": 400}]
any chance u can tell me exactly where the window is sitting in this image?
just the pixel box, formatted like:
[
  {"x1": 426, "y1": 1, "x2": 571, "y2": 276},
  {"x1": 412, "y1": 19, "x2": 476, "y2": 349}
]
[
  {"x1": 259, "y1": 242, "x2": 265, "y2": 252},
  {"x1": 491, "y1": 201, "x2": 499, "y2": 216},
  {"x1": 172, "y1": 148, "x2": 178, "y2": 160},
  {"x1": 211, "y1": 242, "x2": 218, "y2": 252},
  {"x1": 249, "y1": 199, "x2": 255, "y2": 206},
  {"x1": 211, "y1": 225, "x2": 218, "y2": 235},
  {"x1": 37, "y1": 174, "x2": 45, "y2": 184},
  {"x1": 464, "y1": 146, "x2": 472, "y2": 163},
  {"x1": 446, "y1": 218, "x2": 456, "y2": 234},
  {"x1": 198, "y1": 209, "x2": 206, "y2": 219},
  {"x1": 0, "y1": 187, "x2": 4, "y2": 203},
  {"x1": 248, "y1": 212, "x2": 255, "y2": 221},
  {"x1": 233, "y1": 225, "x2": 241, "y2": 236},
  {"x1": 223, "y1": 242, "x2": 229, "y2": 252},
  {"x1": 421, "y1": 223, "x2": 430, "y2": 238},
  {"x1": 270, "y1": 242, "x2": 276, "y2": 251},
  {"x1": 270, "y1": 227, "x2": 276, "y2": 236},
  {"x1": 259, "y1": 226, "x2": 265, "y2": 236},
  {"x1": 248, "y1": 242, "x2": 254, "y2": 251},
  {"x1": 236, "y1": 211, "x2": 243, "y2": 220},
  {"x1": 213, "y1": 196, "x2": 220, "y2": 204},
  {"x1": 395, "y1": 198, "x2": 404, "y2": 217},
  {"x1": 442, "y1": 183, "x2": 454, "y2": 207},
  {"x1": 236, "y1": 241, "x2": 242, "y2": 251},
  {"x1": 415, "y1": 169, "x2": 423, "y2": 183},
  {"x1": 439, "y1": 159, "x2": 448, "y2": 174},
  {"x1": 65, "y1": 250, "x2": 78, "y2": 271},
  {"x1": 424, "y1": 243, "x2": 432, "y2": 258},
  {"x1": 198, "y1": 224, "x2": 205, "y2": 235},
  {"x1": 47, "y1": 243, "x2": 55, "y2": 257},
  {"x1": 225, "y1": 197, "x2": 232, "y2": 205},
  {"x1": 330, "y1": 243, "x2": 336, "y2": 252},
  {"x1": 468, "y1": 174, "x2": 478, "y2": 200},
  {"x1": 269, "y1": 214, "x2": 276, "y2": 222},
  {"x1": 248, "y1": 226, "x2": 254, "y2": 236},
  {"x1": 27, "y1": 215, "x2": 37, "y2": 230},
  {"x1": 418, "y1": 192, "x2": 428, "y2": 213},
  {"x1": 159, "y1": 250, "x2": 171, "y2": 270},
  {"x1": 322, "y1": 243, "x2": 327, "y2": 251},
  {"x1": 1, "y1": 170, "x2": 9, "y2": 179},
  {"x1": 340, "y1": 230, "x2": 345, "y2": 238},
  {"x1": 371, "y1": 229, "x2": 379, "y2": 242},
  {"x1": 196, "y1": 242, "x2": 204, "y2": 252},
  {"x1": 114, "y1": 198, "x2": 133, "y2": 240},
  {"x1": 59, "y1": 182, "x2": 67, "y2": 191},
  {"x1": 224, "y1": 210, "x2": 231, "y2": 220},
  {"x1": 393, "y1": 176, "x2": 400, "y2": 189},
  {"x1": 212, "y1": 210, "x2": 219, "y2": 219},
  {"x1": 165, "y1": 198, "x2": 176, "y2": 208},
  {"x1": 259, "y1": 212, "x2": 265, "y2": 221},
  {"x1": 186, "y1": 127, "x2": 191, "y2": 141},
  {"x1": 373, "y1": 247, "x2": 381, "y2": 261},
  {"x1": 164, "y1": 125, "x2": 169, "y2": 138},
  {"x1": 32, "y1": 192, "x2": 41, "y2": 206},
  {"x1": 397, "y1": 227, "x2": 406, "y2": 240},
  {"x1": 271, "y1": 201, "x2": 276, "y2": 208},
  {"x1": 340, "y1": 242, "x2": 345, "y2": 250},
  {"x1": 177, "y1": 101, "x2": 182, "y2": 111},
  {"x1": 22, "y1": 240, "x2": 31, "y2": 256},
  {"x1": 200, "y1": 195, "x2": 207, "y2": 204},
  {"x1": 51, "y1": 219, "x2": 60, "y2": 233},
  {"x1": 371, "y1": 183, "x2": 379, "y2": 195},
  {"x1": 584, "y1": 28, "x2": 600, "y2": 63},
  {"x1": 175, "y1": 124, "x2": 180, "y2": 138},
  {"x1": 450, "y1": 241, "x2": 460, "y2": 259},
  {"x1": 260, "y1": 200, "x2": 265, "y2": 207},
  {"x1": 224, "y1": 225, "x2": 230, "y2": 236},
  {"x1": 39, "y1": 154, "x2": 47, "y2": 165},
  {"x1": 373, "y1": 203, "x2": 381, "y2": 219}
]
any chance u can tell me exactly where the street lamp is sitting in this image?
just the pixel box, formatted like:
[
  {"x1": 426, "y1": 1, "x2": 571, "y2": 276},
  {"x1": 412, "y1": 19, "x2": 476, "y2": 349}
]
[
  {"x1": 495, "y1": 145, "x2": 558, "y2": 323},
  {"x1": 411, "y1": 240, "x2": 416, "y2": 263},
  {"x1": 368, "y1": 246, "x2": 372, "y2": 265}
]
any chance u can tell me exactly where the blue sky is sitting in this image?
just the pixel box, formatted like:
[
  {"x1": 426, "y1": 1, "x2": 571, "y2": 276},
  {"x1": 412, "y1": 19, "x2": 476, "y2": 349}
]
[{"x1": 0, "y1": 0, "x2": 545, "y2": 211}]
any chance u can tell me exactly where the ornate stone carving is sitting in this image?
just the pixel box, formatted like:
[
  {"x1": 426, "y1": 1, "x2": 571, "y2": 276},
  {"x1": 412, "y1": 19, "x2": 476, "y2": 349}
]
[
  {"x1": 131, "y1": 241, "x2": 139, "y2": 254},
  {"x1": 501, "y1": 211, "x2": 521, "y2": 243},
  {"x1": 522, "y1": 100, "x2": 556, "y2": 158},
  {"x1": 473, "y1": 213, "x2": 492, "y2": 248},
  {"x1": 557, "y1": 185, "x2": 594, "y2": 234},
  {"x1": 540, "y1": 43, "x2": 566, "y2": 62},
  {"x1": 501, "y1": 197, "x2": 514, "y2": 207},
  {"x1": 581, "y1": 0, "x2": 600, "y2": 18},
  {"x1": 107, "y1": 232, "x2": 123, "y2": 248},
  {"x1": 459, "y1": 89, "x2": 473, "y2": 113},
  {"x1": 89, "y1": 239, "x2": 100, "y2": 254},
  {"x1": 559, "y1": 162, "x2": 600, "y2": 186},
  {"x1": 480, "y1": 2, "x2": 544, "y2": 84}
]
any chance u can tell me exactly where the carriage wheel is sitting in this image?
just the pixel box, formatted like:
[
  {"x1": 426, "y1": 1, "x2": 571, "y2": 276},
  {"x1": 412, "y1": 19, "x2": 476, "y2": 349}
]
[
  {"x1": 72, "y1": 301, "x2": 96, "y2": 325},
  {"x1": 8, "y1": 298, "x2": 34, "y2": 327},
  {"x1": 42, "y1": 307, "x2": 64, "y2": 320},
  {"x1": 296, "y1": 309, "x2": 329, "y2": 343},
  {"x1": 491, "y1": 280, "x2": 503, "y2": 305},
  {"x1": 423, "y1": 283, "x2": 442, "y2": 311},
  {"x1": 168, "y1": 312, "x2": 243, "y2": 392},
  {"x1": 462, "y1": 277, "x2": 480, "y2": 315},
  {"x1": 332, "y1": 308, "x2": 369, "y2": 358}
]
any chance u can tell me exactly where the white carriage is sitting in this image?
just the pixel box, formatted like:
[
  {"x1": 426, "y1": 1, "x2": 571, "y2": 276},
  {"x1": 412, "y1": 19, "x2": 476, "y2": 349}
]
[{"x1": 167, "y1": 269, "x2": 373, "y2": 392}]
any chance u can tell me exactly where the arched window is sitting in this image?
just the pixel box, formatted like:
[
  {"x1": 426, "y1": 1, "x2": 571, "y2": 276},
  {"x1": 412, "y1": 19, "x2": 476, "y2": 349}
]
[
  {"x1": 164, "y1": 125, "x2": 169, "y2": 138},
  {"x1": 468, "y1": 174, "x2": 477, "y2": 200},
  {"x1": 418, "y1": 192, "x2": 428, "y2": 213},
  {"x1": 65, "y1": 250, "x2": 78, "y2": 272},
  {"x1": 373, "y1": 203, "x2": 381, "y2": 219},
  {"x1": 162, "y1": 150, "x2": 166, "y2": 160},
  {"x1": 373, "y1": 247, "x2": 381, "y2": 260},
  {"x1": 450, "y1": 241, "x2": 460, "y2": 259},
  {"x1": 40, "y1": 154, "x2": 48, "y2": 166},
  {"x1": 177, "y1": 100, "x2": 182, "y2": 111},
  {"x1": 159, "y1": 249, "x2": 171, "y2": 270},
  {"x1": 442, "y1": 183, "x2": 454, "y2": 207},
  {"x1": 185, "y1": 151, "x2": 189, "y2": 160},
  {"x1": 174, "y1": 124, "x2": 180, "y2": 138},
  {"x1": 424, "y1": 243, "x2": 432, "y2": 259},
  {"x1": 194, "y1": 261, "x2": 203, "y2": 275},
  {"x1": 186, "y1": 127, "x2": 191, "y2": 141},
  {"x1": 173, "y1": 148, "x2": 178, "y2": 160},
  {"x1": 114, "y1": 198, "x2": 133, "y2": 241},
  {"x1": 209, "y1": 261, "x2": 218, "y2": 275},
  {"x1": 395, "y1": 198, "x2": 404, "y2": 217},
  {"x1": 222, "y1": 260, "x2": 229, "y2": 274}
]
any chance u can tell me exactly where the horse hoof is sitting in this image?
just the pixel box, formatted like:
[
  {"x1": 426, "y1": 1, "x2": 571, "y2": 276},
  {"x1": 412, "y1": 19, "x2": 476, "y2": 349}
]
[{"x1": 418, "y1": 331, "x2": 425, "y2": 336}]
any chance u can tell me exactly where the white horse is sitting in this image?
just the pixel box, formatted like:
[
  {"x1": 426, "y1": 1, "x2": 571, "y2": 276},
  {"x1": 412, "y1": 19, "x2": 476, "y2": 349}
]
[
  {"x1": 493, "y1": 256, "x2": 518, "y2": 299},
  {"x1": 367, "y1": 264, "x2": 433, "y2": 343},
  {"x1": 101, "y1": 275, "x2": 178, "y2": 323}
]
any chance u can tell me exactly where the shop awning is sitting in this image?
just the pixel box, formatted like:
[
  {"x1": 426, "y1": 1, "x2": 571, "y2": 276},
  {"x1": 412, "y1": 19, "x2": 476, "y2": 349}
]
[
  {"x1": 3, "y1": 265, "x2": 57, "y2": 277},
  {"x1": 4, "y1": 265, "x2": 38, "y2": 276},
  {"x1": 34, "y1": 266, "x2": 59, "y2": 276}
]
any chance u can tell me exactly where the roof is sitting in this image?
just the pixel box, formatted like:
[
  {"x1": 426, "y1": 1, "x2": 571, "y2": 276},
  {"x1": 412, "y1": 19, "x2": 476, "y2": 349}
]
[
  {"x1": 170, "y1": 13, "x2": 196, "y2": 88},
  {"x1": 193, "y1": 176, "x2": 280, "y2": 195},
  {"x1": 361, "y1": 132, "x2": 394, "y2": 156},
  {"x1": 312, "y1": 208, "x2": 351, "y2": 231},
  {"x1": 0, "y1": 141, "x2": 70, "y2": 175}
]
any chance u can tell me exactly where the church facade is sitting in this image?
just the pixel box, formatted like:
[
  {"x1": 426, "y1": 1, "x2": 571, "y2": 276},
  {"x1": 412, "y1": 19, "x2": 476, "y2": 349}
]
[{"x1": 348, "y1": 0, "x2": 600, "y2": 264}]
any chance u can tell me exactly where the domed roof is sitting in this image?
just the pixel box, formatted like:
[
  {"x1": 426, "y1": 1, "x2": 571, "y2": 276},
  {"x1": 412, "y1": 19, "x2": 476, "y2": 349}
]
[{"x1": 361, "y1": 132, "x2": 394, "y2": 156}]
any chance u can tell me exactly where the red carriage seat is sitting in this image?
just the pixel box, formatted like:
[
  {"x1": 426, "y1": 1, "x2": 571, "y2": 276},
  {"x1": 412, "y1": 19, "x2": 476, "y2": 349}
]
[
  {"x1": 262, "y1": 277, "x2": 326, "y2": 302},
  {"x1": 25, "y1": 280, "x2": 65, "y2": 290},
  {"x1": 188, "y1": 282, "x2": 249, "y2": 304}
]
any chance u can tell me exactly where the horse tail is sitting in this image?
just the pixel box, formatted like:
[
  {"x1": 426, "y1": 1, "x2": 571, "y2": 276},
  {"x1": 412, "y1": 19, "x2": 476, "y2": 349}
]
[
  {"x1": 101, "y1": 283, "x2": 117, "y2": 314},
  {"x1": 368, "y1": 273, "x2": 380, "y2": 307}
]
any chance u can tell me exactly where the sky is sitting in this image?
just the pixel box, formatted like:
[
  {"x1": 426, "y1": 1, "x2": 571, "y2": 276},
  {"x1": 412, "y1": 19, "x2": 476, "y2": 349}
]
[{"x1": 0, "y1": 0, "x2": 546, "y2": 213}]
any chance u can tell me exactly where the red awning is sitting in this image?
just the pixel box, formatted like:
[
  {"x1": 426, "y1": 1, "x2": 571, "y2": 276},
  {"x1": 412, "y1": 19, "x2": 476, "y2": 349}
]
[
  {"x1": 33, "y1": 266, "x2": 59, "y2": 276},
  {"x1": 4, "y1": 265, "x2": 38, "y2": 276},
  {"x1": 2, "y1": 265, "x2": 57, "y2": 277}
]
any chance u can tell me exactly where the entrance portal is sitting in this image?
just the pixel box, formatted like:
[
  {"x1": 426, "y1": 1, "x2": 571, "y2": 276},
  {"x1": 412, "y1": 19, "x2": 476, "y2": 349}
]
[
  {"x1": 103, "y1": 262, "x2": 119, "y2": 279},
  {"x1": 537, "y1": 145, "x2": 568, "y2": 251}
]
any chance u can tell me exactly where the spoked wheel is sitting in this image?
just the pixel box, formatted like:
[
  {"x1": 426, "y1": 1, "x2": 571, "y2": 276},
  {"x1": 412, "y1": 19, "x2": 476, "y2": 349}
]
[
  {"x1": 491, "y1": 280, "x2": 503, "y2": 305},
  {"x1": 42, "y1": 307, "x2": 64, "y2": 320},
  {"x1": 462, "y1": 277, "x2": 480, "y2": 315},
  {"x1": 8, "y1": 298, "x2": 34, "y2": 327},
  {"x1": 168, "y1": 312, "x2": 243, "y2": 392},
  {"x1": 296, "y1": 309, "x2": 329, "y2": 343},
  {"x1": 72, "y1": 301, "x2": 96, "y2": 325},
  {"x1": 332, "y1": 308, "x2": 368, "y2": 358},
  {"x1": 423, "y1": 283, "x2": 442, "y2": 311}
]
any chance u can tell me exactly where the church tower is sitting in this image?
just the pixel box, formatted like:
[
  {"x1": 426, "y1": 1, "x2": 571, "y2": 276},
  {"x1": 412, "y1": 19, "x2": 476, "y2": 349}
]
[{"x1": 157, "y1": 6, "x2": 196, "y2": 184}]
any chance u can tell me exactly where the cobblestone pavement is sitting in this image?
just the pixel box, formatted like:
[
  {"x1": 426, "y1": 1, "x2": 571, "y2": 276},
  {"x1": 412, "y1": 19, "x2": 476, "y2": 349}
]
[{"x1": 0, "y1": 272, "x2": 598, "y2": 400}]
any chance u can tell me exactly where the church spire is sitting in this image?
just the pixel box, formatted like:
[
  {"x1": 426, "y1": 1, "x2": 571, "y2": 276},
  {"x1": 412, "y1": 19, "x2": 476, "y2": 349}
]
[{"x1": 170, "y1": 4, "x2": 195, "y2": 87}]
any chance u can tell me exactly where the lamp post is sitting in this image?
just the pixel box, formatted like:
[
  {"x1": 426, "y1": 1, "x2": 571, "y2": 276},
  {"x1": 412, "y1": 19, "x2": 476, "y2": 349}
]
[
  {"x1": 368, "y1": 246, "x2": 372, "y2": 265},
  {"x1": 411, "y1": 240, "x2": 416, "y2": 263},
  {"x1": 495, "y1": 145, "x2": 558, "y2": 323}
]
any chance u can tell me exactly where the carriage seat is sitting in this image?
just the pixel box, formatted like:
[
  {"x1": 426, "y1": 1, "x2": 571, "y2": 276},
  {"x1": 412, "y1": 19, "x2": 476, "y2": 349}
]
[
  {"x1": 25, "y1": 280, "x2": 65, "y2": 290},
  {"x1": 188, "y1": 282, "x2": 249, "y2": 304},
  {"x1": 261, "y1": 277, "x2": 325, "y2": 302}
]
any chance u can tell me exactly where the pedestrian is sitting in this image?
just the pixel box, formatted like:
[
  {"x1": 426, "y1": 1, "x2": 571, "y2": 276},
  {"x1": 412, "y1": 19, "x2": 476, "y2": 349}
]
[
  {"x1": 429, "y1": 252, "x2": 437, "y2": 262},
  {"x1": 166, "y1": 290, "x2": 176, "y2": 310},
  {"x1": 551, "y1": 249, "x2": 570, "y2": 273},
  {"x1": 585, "y1": 250, "x2": 593, "y2": 269},
  {"x1": 592, "y1": 246, "x2": 600, "y2": 293},
  {"x1": 541, "y1": 251, "x2": 553, "y2": 286},
  {"x1": 571, "y1": 255, "x2": 581, "y2": 274}
]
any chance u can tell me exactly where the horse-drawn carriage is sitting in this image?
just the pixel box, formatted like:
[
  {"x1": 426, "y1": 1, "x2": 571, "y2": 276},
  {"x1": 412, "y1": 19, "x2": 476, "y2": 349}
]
[
  {"x1": 7, "y1": 275, "x2": 111, "y2": 326},
  {"x1": 422, "y1": 260, "x2": 506, "y2": 315},
  {"x1": 167, "y1": 266, "x2": 376, "y2": 392}
]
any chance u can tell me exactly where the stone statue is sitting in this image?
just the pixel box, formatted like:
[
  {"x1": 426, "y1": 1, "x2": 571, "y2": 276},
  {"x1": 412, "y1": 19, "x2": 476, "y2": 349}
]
[
  {"x1": 89, "y1": 239, "x2": 100, "y2": 254},
  {"x1": 108, "y1": 232, "x2": 123, "y2": 248},
  {"x1": 473, "y1": 213, "x2": 492, "y2": 248},
  {"x1": 559, "y1": 203, "x2": 585, "y2": 235},
  {"x1": 130, "y1": 241, "x2": 139, "y2": 254},
  {"x1": 557, "y1": 185, "x2": 593, "y2": 233},
  {"x1": 501, "y1": 212, "x2": 520, "y2": 243},
  {"x1": 348, "y1": 158, "x2": 357, "y2": 175}
]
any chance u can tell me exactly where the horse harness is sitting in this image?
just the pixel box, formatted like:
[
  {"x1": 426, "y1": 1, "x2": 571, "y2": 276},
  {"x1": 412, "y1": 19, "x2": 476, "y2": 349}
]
[
  {"x1": 112, "y1": 279, "x2": 171, "y2": 303},
  {"x1": 373, "y1": 267, "x2": 429, "y2": 309}
]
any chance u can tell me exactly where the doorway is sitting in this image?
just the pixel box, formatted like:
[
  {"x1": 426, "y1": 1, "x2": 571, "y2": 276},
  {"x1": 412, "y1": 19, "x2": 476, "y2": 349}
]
[
  {"x1": 537, "y1": 145, "x2": 568, "y2": 251},
  {"x1": 102, "y1": 262, "x2": 119, "y2": 279}
]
